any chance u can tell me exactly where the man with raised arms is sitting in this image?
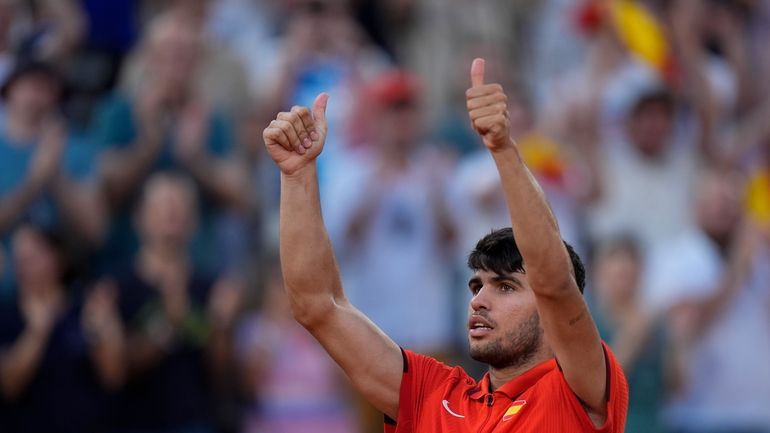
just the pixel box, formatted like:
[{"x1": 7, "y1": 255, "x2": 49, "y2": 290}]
[{"x1": 262, "y1": 58, "x2": 628, "y2": 432}]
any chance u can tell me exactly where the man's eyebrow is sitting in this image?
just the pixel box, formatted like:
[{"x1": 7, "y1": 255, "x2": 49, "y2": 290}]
[
  {"x1": 468, "y1": 276, "x2": 482, "y2": 288},
  {"x1": 491, "y1": 274, "x2": 522, "y2": 286}
]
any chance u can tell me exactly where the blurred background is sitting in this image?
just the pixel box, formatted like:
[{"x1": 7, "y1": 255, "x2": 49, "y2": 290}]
[{"x1": 0, "y1": 0, "x2": 768, "y2": 432}]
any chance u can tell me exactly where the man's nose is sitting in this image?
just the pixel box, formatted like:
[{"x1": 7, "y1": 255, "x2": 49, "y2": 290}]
[{"x1": 470, "y1": 285, "x2": 491, "y2": 312}]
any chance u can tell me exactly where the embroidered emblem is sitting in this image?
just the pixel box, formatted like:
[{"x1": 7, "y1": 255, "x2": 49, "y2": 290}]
[{"x1": 502, "y1": 400, "x2": 527, "y2": 421}]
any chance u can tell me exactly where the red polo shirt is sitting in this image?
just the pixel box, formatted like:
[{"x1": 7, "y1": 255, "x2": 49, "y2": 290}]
[{"x1": 385, "y1": 342, "x2": 628, "y2": 432}]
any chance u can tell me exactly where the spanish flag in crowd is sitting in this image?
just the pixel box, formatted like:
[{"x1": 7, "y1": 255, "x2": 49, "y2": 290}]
[
  {"x1": 576, "y1": 0, "x2": 677, "y2": 81},
  {"x1": 746, "y1": 169, "x2": 770, "y2": 230},
  {"x1": 518, "y1": 132, "x2": 567, "y2": 187}
]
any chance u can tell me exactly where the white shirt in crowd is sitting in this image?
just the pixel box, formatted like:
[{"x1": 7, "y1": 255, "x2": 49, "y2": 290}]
[{"x1": 647, "y1": 227, "x2": 770, "y2": 430}]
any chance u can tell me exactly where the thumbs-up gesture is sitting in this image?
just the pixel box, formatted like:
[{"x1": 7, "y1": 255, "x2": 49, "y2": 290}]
[
  {"x1": 467, "y1": 58, "x2": 513, "y2": 152},
  {"x1": 263, "y1": 93, "x2": 329, "y2": 175}
]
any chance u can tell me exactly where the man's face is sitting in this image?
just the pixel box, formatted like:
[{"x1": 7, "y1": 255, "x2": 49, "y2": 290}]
[
  {"x1": 146, "y1": 19, "x2": 201, "y2": 97},
  {"x1": 696, "y1": 170, "x2": 742, "y2": 242},
  {"x1": 374, "y1": 102, "x2": 422, "y2": 154},
  {"x1": 13, "y1": 226, "x2": 60, "y2": 290},
  {"x1": 8, "y1": 74, "x2": 59, "y2": 117},
  {"x1": 138, "y1": 179, "x2": 197, "y2": 246},
  {"x1": 467, "y1": 269, "x2": 544, "y2": 369},
  {"x1": 627, "y1": 101, "x2": 673, "y2": 158}
]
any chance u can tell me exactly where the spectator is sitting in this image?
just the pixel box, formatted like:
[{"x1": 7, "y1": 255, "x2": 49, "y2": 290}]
[
  {"x1": 589, "y1": 235, "x2": 666, "y2": 433},
  {"x1": 122, "y1": 2, "x2": 252, "y2": 117},
  {"x1": 327, "y1": 70, "x2": 457, "y2": 355},
  {"x1": 111, "y1": 172, "x2": 241, "y2": 433},
  {"x1": 236, "y1": 264, "x2": 358, "y2": 433},
  {"x1": 647, "y1": 166, "x2": 770, "y2": 432},
  {"x1": 0, "y1": 223, "x2": 125, "y2": 433},
  {"x1": 0, "y1": 61, "x2": 106, "y2": 294},
  {"x1": 583, "y1": 84, "x2": 698, "y2": 250},
  {"x1": 93, "y1": 9, "x2": 248, "y2": 271},
  {"x1": 255, "y1": 0, "x2": 390, "y2": 181}
]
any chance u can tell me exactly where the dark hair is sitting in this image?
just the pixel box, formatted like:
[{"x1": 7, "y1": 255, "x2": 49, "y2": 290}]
[
  {"x1": 467, "y1": 227, "x2": 586, "y2": 294},
  {"x1": 631, "y1": 89, "x2": 675, "y2": 118},
  {"x1": 0, "y1": 60, "x2": 66, "y2": 102},
  {"x1": 15, "y1": 223, "x2": 77, "y2": 287},
  {"x1": 595, "y1": 234, "x2": 642, "y2": 264}
]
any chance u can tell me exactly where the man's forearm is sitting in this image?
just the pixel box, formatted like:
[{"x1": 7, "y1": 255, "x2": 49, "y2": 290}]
[
  {"x1": 51, "y1": 177, "x2": 107, "y2": 246},
  {"x1": 88, "y1": 325, "x2": 126, "y2": 390},
  {"x1": 0, "y1": 178, "x2": 49, "y2": 235},
  {"x1": 280, "y1": 164, "x2": 344, "y2": 326},
  {"x1": 0, "y1": 328, "x2": 50, "y2": 399},
  {"x1": 102, "y1": 137, "x2": 161, "y2": 207},
  {"x1": 492, "y1": 145, "x2": 574, "y2": 295},
  {"x1": 183, "y1": 157, "x2": 250, "y2": 210}
]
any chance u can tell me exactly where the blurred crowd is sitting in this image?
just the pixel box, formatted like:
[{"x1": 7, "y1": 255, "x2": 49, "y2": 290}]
[{"x1": 0, "y1": 0, "x2": 769, "y2": 432}]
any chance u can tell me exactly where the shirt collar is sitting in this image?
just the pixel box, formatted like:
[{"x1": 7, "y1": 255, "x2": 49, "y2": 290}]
[{"x1": 470, "y1": 358, "x2": 557, "y2": 400}]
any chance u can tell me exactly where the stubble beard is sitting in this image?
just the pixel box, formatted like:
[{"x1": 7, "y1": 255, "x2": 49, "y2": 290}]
[{"x1": 469, "y1": 312, "x2": 543, "y2": 370}]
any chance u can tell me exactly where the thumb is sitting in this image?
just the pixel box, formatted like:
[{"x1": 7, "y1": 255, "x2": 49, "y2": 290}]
[
  {"x1": 312, "y1": 92, "x2": 329, "y2": 127},
  {"x1": 471, "y1": 58, "x2": 485, "y2": 88}
]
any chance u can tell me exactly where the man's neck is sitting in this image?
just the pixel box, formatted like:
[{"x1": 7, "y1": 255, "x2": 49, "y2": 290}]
[{"x1": 487, "y1": 350, "x2": 553, "y2": 392}]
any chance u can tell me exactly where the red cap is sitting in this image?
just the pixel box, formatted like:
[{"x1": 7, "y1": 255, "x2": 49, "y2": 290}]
[{"x1": 366, "y1": 70, "x2": 421, "y2": 108}]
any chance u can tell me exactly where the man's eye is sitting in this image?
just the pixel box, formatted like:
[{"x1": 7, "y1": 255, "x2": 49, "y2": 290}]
[
  {"x1": 470, "y1": 286, "x2": 481, "y2": 295},
  {"x1": 501, "y1": 284, "x2": 514, "y2": 292}
]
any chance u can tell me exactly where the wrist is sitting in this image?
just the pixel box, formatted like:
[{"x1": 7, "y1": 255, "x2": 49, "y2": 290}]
[
  {"x1": 487, "y1": 139, "x2": 522, "y2": 160},
  {"x1": 485, "y1": 135, "x2": 517, "y2": 151},
  {"x1": 282, "y1": 163, "x2": 317, "y2": 181}
]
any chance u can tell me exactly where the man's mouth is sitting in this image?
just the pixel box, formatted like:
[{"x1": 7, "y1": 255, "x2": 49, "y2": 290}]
[{"x1": 468, "y1": 315, "x2": 494, "y2": 338}]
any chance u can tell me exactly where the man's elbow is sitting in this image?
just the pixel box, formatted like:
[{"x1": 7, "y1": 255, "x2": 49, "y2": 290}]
[
  {"x1": 289, "y1": 295, "x2": 337, "y2": 330},
  {"x1": 529, "y1": 272, "x2": 579, "y2": 299}
]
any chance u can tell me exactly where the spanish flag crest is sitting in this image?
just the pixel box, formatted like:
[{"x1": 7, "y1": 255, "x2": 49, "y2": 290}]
[{"x1": 502, "y1": 400, "x2": 527, "y2": 421}]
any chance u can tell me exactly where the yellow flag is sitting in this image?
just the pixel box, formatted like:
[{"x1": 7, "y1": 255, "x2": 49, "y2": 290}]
[{"x1": 611, "y1": 0, "x2": 671, "y2": 75}]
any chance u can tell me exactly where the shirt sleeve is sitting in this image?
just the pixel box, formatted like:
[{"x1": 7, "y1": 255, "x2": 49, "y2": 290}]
[
  {"x1": 387, "y1": 348, "x2": 455, "y2": 433},
  {"x1": 91, "y1": 93, "x2": 137, "y2": 150},
  {"x1": 559, "y1": 341, "x2": 629, "y2": 433}
]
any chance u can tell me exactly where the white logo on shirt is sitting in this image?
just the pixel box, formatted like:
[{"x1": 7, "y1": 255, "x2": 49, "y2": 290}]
[{"x1": 441, "y1": 400, "x2": 465, "y2": 418}]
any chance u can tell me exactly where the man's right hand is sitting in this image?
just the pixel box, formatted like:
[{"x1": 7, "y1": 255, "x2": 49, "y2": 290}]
[{"x1": 263, "y1": 93, "x2": 329, "y2": 175}]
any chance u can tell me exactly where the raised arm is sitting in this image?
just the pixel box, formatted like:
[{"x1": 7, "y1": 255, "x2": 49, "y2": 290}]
[
  {"x1": 263, "y1": 94, "x2": 403, "y2": 419},
  {"x1": 467, "y1": 59, "x2": 607, "y2": 416}
]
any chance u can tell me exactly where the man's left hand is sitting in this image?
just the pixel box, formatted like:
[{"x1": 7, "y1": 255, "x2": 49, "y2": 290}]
[{"x1": 466, "y1": 58, "x2": 513, "y2": 152}]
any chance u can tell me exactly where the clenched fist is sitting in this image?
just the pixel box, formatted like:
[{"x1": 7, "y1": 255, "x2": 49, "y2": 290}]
[
  {"x1": 466, "y1": 58, "x2": 513, "y2": 152},
  {"x1": 263, "y1": 93, "x2": 329, "y2": 175}
]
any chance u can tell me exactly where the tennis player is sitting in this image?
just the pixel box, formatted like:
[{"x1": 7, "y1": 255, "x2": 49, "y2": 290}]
[{"x1": 263, "y1": 58, "x2": 628, "y2": 432}]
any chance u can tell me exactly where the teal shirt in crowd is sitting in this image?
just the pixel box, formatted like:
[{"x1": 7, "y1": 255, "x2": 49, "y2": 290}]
[
  {"x1": 91, "y1": 93, "x2": 235, "y2": 272},
  {"x1": 0, "y1": 126, "x2": 100, "y2": 299},
  {"x1": 589, "y1": 297, "x2": 668, "y2": 433}
]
